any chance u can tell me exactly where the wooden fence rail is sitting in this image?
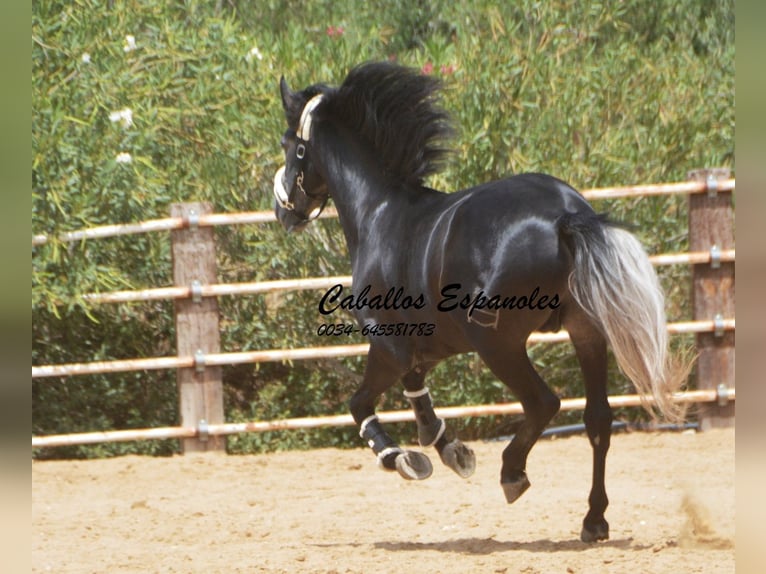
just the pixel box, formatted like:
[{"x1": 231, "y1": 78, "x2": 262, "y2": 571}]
[
  {"x1": 32, "y1": 389, "x2": 734, "y2": 449},
  {"x1": 78, "y1": 251, "x2": 734, "y2": 305},
  {"x1": 32, "y1": 171, "x2": 736, "y2": 450},
  {"x1": 31, "y1": 319, "x2": 735, "y2": 379},
  {"x1": 31, "y1": 178, "x2": 736, "y2": 246}
]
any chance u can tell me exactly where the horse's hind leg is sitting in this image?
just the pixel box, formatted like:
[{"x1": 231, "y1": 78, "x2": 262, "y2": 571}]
[
  {"x1": 402, "y1": 364, "x2": 476, "y2": 478},
  {"x1": 476, "y1": 343, "x2": 561, "y2": 504},
  {"x1": 349, "y1": 346, "x2": 433, "y2": 480},
  {"x1": 567, "y1": 317, "x2": 613, "y2": 542}
]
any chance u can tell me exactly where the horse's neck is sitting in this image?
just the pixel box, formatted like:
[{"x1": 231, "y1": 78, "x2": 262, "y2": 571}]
[{"x1": 317, "y1": 127, "x2": 403, "y2": 255}]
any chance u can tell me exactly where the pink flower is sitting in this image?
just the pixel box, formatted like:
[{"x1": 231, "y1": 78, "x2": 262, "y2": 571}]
[
  {"x1": 440, "y1": 64, "x2": 456, "y2": 75},
  {"x1": 421, "y1": 61, "x2": 434, "y2": 74},
  {"x1": 326, "y1": 25, "x2": 345, "y2": 38}
]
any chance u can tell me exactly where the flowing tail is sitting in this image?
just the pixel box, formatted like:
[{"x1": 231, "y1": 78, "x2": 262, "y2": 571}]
[{"x1": 559, "y1": 212, "x2": 692, "y2": 422}]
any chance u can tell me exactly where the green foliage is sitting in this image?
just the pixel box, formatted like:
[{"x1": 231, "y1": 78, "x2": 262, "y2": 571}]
[{"x1": 33, "y1": 0, "x2": 734, "y2": 458}]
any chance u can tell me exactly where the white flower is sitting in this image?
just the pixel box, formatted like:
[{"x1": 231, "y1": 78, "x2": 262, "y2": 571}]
[
  {"x1": 246, "y1": 46, "x2": 263, "y2": 62},
  {"x1": 115, "y1": 152, "x2": 133, "y2": 164},
  {"x1": 81, "y1": 52, "x2": 91, "y2": 64},
  {"x1": 109, "y1": 107, "x2": 133, "y2": 128},
  {"x1": 123, "y1": 35, "x2": 137, "y2": 52}
]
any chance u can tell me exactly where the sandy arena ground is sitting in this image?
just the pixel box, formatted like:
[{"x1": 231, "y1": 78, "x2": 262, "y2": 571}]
[{"x1": 32, "y1": 427, "x2": 734, "y2": 573}]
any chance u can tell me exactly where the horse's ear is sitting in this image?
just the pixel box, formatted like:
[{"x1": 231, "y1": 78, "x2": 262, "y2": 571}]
[{"x1": 279, "y1": 76, "x2": 296, "y2": 114}]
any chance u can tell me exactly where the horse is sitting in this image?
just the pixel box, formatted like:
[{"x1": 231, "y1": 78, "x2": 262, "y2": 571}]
[{"x1": 272, "y1": 61, "x2": 688, "y2": 543}]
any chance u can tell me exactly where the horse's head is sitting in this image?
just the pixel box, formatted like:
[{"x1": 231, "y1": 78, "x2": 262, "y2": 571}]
[{"x1": 273, "y1": 77, "x2": 330, "y2": 232}]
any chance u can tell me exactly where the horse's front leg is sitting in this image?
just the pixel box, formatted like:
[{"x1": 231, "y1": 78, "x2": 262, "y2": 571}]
[
  {"x1": 349, "y1": 347, "x2": 433, "y2": 480},
  {"x1": 402, "y1": 364, "x2": 476, "y2": 478}
]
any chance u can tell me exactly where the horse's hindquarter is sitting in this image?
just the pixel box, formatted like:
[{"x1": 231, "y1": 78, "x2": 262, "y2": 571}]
[
  {"x1": 423, "y1": 175, "x2": 584, "y2": 339},
  {"x1": 440, "y1": 179, "x2": 576, "y2": 275}
]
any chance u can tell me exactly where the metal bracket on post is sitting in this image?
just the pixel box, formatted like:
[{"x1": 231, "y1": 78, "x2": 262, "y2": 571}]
[
  {"x1": 709, "y1": 244, "x2": 721, "y2": 269},
  {"x1": 713, "y1": 314, "x2": 725, "y2": 337},
  {"x1": 197, "y1": 419, "x2": 209, "y2": 442},
  {"x1": 716, "y1": 383, "x2": 731, "y2": 408},
  {"x1": 191, "y1": 280, "x2": 203, "y2": 303},
  {"x1": 706, "y1": 173, "x2": 719, "y2": 197},
  {"x1": 194, "y1": 348, "x2": 206, "y2": 373},
  {"x1": 187, "y1": 209, "x2": 200, "y2": 231}
]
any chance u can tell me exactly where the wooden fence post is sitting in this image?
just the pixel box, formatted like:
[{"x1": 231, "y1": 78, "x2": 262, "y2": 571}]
[
  {"x1": 687, "y1": 168, "x2": 735, "y2": 430},
  {"x1": 171, "y1": 202, "x2": 226, "y2": 452}
]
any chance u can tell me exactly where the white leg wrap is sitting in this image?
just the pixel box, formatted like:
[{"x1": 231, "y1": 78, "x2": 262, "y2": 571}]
[
  {"x1": 376, "y1": 446, "x2": 405, "y2": 469},
  {"x1": 421, "y1": 418, "x2": 447, "y2": 447},
  {"x1": 358, "y1": 414, "x2": 379, "y2": 438},
  {"x1": 404, "y1": 387, "x2": 446, "y2": 447},
  {"x1": 403, "y1": 387, "x2": 430, "y2": 399}
]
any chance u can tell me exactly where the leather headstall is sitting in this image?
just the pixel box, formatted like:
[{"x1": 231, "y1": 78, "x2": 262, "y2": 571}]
[{"x1": 273, "y1": 94, "x2": 328, "y2": 222}]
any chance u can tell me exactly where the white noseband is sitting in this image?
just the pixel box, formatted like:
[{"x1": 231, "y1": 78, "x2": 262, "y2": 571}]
[{"x1": 273, "y1": 165, "x2": 291, "y2": 209}]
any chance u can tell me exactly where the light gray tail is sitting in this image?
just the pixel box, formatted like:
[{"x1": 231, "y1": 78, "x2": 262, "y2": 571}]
[{"x1": 559, "y1": 212, "x2": 691, "y2": 422}]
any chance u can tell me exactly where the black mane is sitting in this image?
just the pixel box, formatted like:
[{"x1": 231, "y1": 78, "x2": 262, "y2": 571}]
[{"x1": 321, "y1": 62, "x2": 454, "y2": 187}]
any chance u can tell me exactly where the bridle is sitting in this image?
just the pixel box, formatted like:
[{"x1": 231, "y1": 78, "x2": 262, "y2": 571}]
[{"x1": 273, "y1": 94, "x2": 329, "y2": 222}]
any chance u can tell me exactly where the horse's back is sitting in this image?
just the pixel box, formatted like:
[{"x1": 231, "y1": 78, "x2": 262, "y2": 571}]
[
  {"x1": 455, "y1": 173, "x2": 592, "y2": 219},
  {"x1": 432, "y1": 173, "x2": 590, "y2": 278}
]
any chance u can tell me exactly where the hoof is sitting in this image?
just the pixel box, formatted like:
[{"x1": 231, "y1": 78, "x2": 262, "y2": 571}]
[
  {"x1": 395, "y1": 450, "x2": 433, "y2": 480},
  {"x1": 501, "y1": 472, "x2": 530, "y2": 504},
  {"x1": 439, "y1": 439, "x2": 476, "y2": 478},
  {"x1": 581, "y1": 519, "x2": 609, "y2": 543}
]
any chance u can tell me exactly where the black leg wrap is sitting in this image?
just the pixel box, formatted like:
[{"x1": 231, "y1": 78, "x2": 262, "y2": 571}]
[
  {"x1": 359, "y1": 415, "x2": 402, "y2": 470},
  {"x1": 404, "y1": 388, "x2": 446, "y2": 447}
]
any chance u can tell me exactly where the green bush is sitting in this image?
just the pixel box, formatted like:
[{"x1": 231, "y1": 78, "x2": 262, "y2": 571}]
[{"x1": 32, "y1": 0, "x2": 734, "y2": 458}]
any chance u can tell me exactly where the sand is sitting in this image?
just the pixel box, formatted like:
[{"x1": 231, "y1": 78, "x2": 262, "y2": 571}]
[{"x1": 32, "y1": 427, "x2": 734, "y2": 573}]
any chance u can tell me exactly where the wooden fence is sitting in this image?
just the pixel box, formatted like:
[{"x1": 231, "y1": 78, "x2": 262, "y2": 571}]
[{"x1": 32, "y1": 169, "x2": 736, "y2": 452}]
